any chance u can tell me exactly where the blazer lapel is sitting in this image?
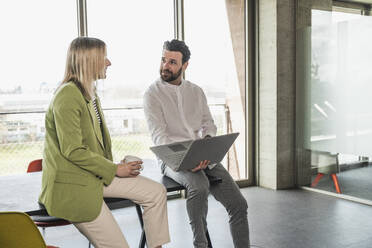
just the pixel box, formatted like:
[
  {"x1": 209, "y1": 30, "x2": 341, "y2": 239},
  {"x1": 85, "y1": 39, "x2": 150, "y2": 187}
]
[
  {"x1": 95, "y1": 97, "x2": 112, "y2": 157},
  {"x1": 87, "y1": 100, "x2": 105, "y2": 150}
]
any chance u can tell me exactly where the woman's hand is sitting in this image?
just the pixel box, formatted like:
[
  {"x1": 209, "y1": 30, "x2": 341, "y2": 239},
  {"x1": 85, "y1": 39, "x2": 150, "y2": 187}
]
[{"x1": 115, "y1": 161, "x2": 143, "y2": 178}]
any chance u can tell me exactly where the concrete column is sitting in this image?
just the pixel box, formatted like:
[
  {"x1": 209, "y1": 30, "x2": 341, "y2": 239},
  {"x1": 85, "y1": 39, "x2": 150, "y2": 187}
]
[
  {"x1": 258, "y1": 0, "x2": 296, "y2": 189},
  {"x1": 296, "y1": 0, "x2": 313, "y2": 186},
  {"x1": 296, "y1": 0, "x2": 332, "y2": 186}
]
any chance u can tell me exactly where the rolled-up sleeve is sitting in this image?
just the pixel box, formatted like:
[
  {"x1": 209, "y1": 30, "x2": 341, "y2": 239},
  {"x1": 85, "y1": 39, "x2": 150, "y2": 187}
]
[{"x1": 200, "y1": 90, "x2": 217, "y2": 138}]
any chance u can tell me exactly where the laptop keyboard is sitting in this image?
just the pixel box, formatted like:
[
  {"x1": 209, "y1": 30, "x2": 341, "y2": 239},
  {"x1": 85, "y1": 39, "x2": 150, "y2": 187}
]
[{"x1": 164, "y1": 153, "x2": 184, "y2": 165}]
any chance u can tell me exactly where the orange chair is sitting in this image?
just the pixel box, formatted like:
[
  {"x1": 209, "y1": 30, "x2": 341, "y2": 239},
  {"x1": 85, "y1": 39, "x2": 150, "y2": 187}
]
[
  {"x1": 311, "y1": 173, "x2": 341, "y2": 194},
  {"x1": 310, "y1": 152, "x2": 342, "y2": 194},
  {"x1": 27, "y1": 158, "x2": 43, "y2": 173},
  {"x1": 0, "y1": 211, "x2": 59, "y2": 248},
  {"x1": 28, "y1": 159, "x2": 92, "y2": 247},
  {"x1": 27, "y1": 159, "x2": 71, "y2": 235}
]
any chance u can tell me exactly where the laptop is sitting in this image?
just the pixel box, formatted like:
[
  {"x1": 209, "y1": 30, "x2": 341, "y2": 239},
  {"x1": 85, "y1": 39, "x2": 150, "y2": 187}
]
[{"x1": 150, "y1": 133, "x2": 239, "y2": 171}]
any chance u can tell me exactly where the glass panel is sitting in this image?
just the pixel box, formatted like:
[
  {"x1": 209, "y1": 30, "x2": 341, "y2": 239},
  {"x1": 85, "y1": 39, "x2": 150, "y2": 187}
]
[
  {"x1": 296, "y1": 2, "x2": 372, "y2": 201},
  {"x1": 87, "y1": 1, "x2": 173, "y2": 161},
  {"x1": 0, "y1": 1, "x2": 77, "y2": 175},
  {"x1": 184, "y1": 0, "x2": 247, "y2": 180}
]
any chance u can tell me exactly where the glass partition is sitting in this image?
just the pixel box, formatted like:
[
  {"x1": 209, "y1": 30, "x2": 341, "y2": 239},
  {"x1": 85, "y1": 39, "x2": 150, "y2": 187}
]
[{"x1": 296, "y1": 1, "x2": 372, "y2": 202}]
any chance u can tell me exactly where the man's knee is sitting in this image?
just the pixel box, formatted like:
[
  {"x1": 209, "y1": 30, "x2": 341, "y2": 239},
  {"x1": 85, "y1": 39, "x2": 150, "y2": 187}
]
[
  {"x1": 227, "y1": 193, "x2": 248, "y2": 216},
  {"x1": 187, "y1": 181, "x2": 210, "y2": 200},
  {"x1": 238, "y1": 197, "x2": 248, "y2": 211}
]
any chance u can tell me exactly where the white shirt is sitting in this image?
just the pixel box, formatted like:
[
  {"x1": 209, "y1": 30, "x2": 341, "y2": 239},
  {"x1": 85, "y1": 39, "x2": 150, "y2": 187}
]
[{"x1": 144, "y1": 78, "x2": 217, "y2": 168}]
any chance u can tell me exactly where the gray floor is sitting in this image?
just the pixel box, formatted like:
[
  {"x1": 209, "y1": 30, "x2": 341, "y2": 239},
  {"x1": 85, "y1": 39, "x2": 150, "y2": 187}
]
[{"x1": 42, "y1": 187, "x2": 372, "y2": 248}]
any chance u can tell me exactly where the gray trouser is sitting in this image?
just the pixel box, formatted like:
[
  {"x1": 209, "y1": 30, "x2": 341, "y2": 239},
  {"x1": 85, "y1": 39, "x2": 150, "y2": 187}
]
[{"x1": 163, "y1": 163, "x2": 250, "y2": 248}]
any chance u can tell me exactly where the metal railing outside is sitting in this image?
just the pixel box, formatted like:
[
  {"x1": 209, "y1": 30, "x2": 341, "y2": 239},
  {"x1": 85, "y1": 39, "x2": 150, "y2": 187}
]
[{"x1": 0, "y1": 104, "x2": 227, "y2": 176}]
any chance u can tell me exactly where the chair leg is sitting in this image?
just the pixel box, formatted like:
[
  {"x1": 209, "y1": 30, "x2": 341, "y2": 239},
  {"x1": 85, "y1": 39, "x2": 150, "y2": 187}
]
[
  {"x1": 139, "y1": 232, "x2": 147, "y2": 248},
  {"x1": 311, "y1": 173, "x2": 324, "y2": 187},
  {"x1": 331, "y1": 173, "x2": 341, "y2": 194},
  {"x1": 206, "y1": 229, "x2": 213, "y2": 248},
  {"x1": 135, "y1": 204, "x2": 146, "y2": 248}
]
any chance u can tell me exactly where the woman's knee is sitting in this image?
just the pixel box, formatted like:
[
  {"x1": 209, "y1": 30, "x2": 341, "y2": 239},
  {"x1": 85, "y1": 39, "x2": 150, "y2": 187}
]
[{"x1": 150, "y1": 182, "x2": 167, "y2": 202}]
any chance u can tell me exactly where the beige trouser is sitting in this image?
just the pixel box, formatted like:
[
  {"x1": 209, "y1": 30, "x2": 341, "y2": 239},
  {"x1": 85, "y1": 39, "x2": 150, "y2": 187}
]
[{"x1": 73, "y1": 176, "x2": 170, "y2": 248}]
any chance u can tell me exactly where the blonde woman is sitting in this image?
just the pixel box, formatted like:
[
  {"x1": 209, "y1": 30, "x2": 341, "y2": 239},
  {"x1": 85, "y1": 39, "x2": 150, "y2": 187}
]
[{"x1": 39, "y1": 37, "x2": 170, "y2": 248}]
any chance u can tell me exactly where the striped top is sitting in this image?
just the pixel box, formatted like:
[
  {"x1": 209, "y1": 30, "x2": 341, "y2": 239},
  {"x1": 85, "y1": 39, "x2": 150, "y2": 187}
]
[{"x1": 92, "y1": 97, "x2": 102, "y2": 126}]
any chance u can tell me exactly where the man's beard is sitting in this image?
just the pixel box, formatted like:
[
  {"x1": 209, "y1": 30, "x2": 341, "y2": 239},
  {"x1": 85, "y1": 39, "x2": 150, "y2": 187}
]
[{"x1": 160, "y1": 67, "x2": 183, "y2": 82}]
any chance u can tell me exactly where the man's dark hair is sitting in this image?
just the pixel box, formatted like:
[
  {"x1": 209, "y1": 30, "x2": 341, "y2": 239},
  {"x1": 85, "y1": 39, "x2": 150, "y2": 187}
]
[{"x1": 163, "y1": 39, "x2": 191, "y2": 64}]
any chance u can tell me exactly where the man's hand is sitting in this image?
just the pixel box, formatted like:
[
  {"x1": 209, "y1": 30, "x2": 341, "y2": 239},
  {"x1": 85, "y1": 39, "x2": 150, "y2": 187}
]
[
  {"x1": 191, "y1": 160, "x2": 210, "y2": 172},
  {"x1": 115, "y1": 161, "x2": 143, "y2": 178}
]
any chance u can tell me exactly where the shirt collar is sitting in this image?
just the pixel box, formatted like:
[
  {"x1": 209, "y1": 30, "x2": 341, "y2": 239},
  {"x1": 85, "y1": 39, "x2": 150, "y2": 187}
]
[{"x1": 159, "y1": 78, "x2": 185, "y2": 89}]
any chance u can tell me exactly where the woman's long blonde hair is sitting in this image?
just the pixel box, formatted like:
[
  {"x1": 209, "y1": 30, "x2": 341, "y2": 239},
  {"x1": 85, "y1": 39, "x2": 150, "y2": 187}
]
[{"x1": 61, "y1": 37, "x2": 107, "y2": 99}]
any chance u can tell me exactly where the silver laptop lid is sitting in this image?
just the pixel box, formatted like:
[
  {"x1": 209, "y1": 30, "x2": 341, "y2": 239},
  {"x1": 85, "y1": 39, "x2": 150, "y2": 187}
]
[
  {"x1": 178, "y1": 133, "x2": 239, "y2": 171},
  {"x1": 150, "y1": 133, "x2": 239, "y2": 172}
]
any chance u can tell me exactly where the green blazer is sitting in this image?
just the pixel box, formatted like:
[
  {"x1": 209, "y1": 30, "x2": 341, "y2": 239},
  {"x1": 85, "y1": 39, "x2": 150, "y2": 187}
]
[{"x1": 39, "y1": 82, "x2": 117, "y2": 222}]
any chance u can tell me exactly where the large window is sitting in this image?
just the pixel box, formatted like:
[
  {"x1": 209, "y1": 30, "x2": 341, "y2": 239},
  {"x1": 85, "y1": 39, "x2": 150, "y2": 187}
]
[
  {"x1": 0, "y1": 1, "x2": 77, "y2": 175},
  {"x1": 0, "y1": 1, "x2": 252, "y2": 182},
  {"x1": 184, "y1": 0, "x2": 247, "y2": 180},
  {"x1": 87, "y1": 1, "x2": 174, "y2": 162}
]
